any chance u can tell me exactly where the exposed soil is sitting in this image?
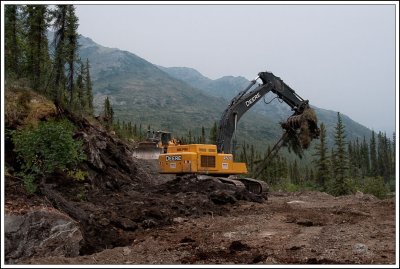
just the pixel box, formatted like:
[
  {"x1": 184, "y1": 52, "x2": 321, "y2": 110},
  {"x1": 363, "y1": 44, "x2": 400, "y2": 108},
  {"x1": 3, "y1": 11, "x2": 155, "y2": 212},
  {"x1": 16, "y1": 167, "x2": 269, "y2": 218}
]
[
  {"x1": 6, "y1": 172, "x2": 396, "y2": 265},
  {"x1": 4, "y1": 98, "x2": 397, "y2": 265}
]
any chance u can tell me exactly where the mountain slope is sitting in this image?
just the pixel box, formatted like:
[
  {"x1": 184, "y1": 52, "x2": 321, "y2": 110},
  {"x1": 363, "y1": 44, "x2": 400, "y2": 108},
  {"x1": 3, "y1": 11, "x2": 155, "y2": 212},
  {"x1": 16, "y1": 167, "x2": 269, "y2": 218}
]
[
  {"x1": 78, "y1": 36, "x2": 283, "y2": 148},
  {"x1": 160, "y1": 66, "x2": 372, "y2": 146},
  {"x1": 78, "y1": 35, "x2": 371, "y2": 152}
]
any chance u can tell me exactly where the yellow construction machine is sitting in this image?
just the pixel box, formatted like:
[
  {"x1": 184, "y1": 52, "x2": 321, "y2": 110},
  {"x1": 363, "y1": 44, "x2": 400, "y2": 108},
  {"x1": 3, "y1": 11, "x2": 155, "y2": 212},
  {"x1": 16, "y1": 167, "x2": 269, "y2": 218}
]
[
  {"x1": 132, "y1": 130, "x2": 178, "y2": 159},
  {"x1": 158, "y1": 71, "x2": 320, "y2": 197}
]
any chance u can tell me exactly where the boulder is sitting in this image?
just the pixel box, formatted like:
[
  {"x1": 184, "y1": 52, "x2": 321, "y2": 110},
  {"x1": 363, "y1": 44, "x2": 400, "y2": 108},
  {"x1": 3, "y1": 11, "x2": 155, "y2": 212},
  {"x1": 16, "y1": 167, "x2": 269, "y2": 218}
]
[{"x1": 5, "y1": 208, "x2": 83, "y2": 264}]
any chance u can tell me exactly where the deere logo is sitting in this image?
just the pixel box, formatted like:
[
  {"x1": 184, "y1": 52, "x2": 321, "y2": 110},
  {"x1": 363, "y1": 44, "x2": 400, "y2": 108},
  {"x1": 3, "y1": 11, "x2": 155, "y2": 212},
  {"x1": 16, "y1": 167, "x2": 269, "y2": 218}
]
[
  {"x1": 245, "y1": 92, "x2": 261, "y2": 107},
  {"x1": 166, "y1": 155, "x2": 182, "y2": 161}
]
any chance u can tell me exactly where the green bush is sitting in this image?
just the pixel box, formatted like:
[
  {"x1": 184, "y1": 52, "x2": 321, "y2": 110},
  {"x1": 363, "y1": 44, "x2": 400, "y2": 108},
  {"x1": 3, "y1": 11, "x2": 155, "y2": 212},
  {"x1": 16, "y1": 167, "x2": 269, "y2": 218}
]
[
  {"x1": 362, "y1": 177, "x2": 389, "y2": 199},
  {"x1": 326, "y1": 178, "x2": 355, "y2": 197},
  {"x1": 270, "y1": 179, "x2": 300, "y2": 192},
  {"x1": 12, "y1": 119, "x2": 86, "y2": 193},
  {"x1": 387, "y1": 178, "x2": 396, "y2": 193}
]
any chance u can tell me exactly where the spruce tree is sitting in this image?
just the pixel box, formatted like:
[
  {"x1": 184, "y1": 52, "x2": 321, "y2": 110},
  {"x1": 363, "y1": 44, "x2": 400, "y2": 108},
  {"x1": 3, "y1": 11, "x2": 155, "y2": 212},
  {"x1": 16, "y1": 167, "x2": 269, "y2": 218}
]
[
  {"x1": 209, "y1": 121, "x2": 217, "y2": 144},
  {"x1": 85, "y1": 58, "x2": 94, "y2": 115},
  {"x1": 330, "y1": 112, "x2": 349, "y2": 196},
  {"x1": 65, "y1": 5, "x2": 79, "y2": 106},
  {"x1": 347, "y1": 141, "x2": 358, "y2": 179},
  {"x1": 377, "y1": 132, "x2": 390, "y2": 183},
  {"x1": 369, "y1": 130, "x2": 378, "y2": 177},
  {"x1": 313, "y1": 123, "x2": 330, "y2": 190},
  {"x1": 75, "y1": 60, "x2": 85, "y2": 113},
  {"x1": 52, "y1": 5, "x2": 68, "y2": 102},
  {"x1": 187, "y1": 130, "x2": 192, "y2": 144},
  {"x1": 200, "y1": 126, "x2": 206, "y2": 144},
  {"x1": 5, "y1": 5, "x2": 22, "y2": 77},
  {"x1": 361, "y1": 136, "x2": 370, "y2": 178},
  {"x1": 25, "y1": 5, "x2": 50, "y2": 91},
  {"x1": 103, "y1": 96, "x2": 114, "y2": 129}
]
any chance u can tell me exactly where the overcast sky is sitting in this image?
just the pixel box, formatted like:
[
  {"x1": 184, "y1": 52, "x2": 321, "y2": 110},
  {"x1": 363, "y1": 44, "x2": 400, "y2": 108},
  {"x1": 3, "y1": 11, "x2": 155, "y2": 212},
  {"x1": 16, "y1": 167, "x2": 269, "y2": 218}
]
[{"x1": 75, "y1": 3, "x2": 397, "y2": 135}]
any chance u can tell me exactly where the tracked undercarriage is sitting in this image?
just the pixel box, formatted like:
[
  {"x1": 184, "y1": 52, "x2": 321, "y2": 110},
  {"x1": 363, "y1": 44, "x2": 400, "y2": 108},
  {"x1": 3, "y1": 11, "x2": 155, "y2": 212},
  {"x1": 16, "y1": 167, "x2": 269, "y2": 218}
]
[{"x1": 197, "y1": 175, "x2": 269, "y2": 199}]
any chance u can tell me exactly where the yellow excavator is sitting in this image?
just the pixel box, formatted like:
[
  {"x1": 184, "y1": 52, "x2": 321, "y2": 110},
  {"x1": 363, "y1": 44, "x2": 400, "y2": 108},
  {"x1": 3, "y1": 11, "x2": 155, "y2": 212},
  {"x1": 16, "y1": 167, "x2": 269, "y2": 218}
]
[{"x1": 158, "y1": 71, "x2": 320, "y2": 197}]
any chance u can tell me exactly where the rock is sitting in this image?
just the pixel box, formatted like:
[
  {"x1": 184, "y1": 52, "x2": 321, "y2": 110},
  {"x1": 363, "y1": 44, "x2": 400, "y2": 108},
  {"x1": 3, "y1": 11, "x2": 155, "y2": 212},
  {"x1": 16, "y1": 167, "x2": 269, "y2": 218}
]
[
  {"x1": 173, "y1": 217, "x2": 186, "y2": 223},
  {"x1": 118, "y1": 218, "x2": 138, "y2": 231},
  {"x1": 5, "y1": 208, "x2": 83, "y2": 263},
  {"x1": 122, "y1": 247, "x2": 131, "y2": 256},
  {"x1": 353, "y1": 243, "x2": 369, "y2": 254},
  {"x1": 287, "y1": 200, "x2": 305, "y2": 204}
]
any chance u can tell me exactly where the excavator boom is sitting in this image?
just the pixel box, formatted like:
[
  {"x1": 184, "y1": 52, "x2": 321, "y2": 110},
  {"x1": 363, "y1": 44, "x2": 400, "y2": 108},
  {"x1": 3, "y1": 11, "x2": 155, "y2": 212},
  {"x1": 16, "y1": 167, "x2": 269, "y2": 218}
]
[{"x1": 216, "y1": 71, "x2": 316, "y2": 154}]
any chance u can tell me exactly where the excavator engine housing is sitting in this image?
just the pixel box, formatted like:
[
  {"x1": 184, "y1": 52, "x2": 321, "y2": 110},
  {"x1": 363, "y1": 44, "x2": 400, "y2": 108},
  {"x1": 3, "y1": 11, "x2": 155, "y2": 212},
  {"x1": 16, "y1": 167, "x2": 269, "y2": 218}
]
[{"x1": 159, "y1": 144, "x2": 247, "y2": 175}]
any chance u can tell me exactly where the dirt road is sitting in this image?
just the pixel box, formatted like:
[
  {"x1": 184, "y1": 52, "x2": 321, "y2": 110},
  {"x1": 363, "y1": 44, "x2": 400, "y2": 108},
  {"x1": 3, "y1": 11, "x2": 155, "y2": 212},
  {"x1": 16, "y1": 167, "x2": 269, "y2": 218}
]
[{"x1": 22, "y1": 190, "x2": 396, "y2": 265}]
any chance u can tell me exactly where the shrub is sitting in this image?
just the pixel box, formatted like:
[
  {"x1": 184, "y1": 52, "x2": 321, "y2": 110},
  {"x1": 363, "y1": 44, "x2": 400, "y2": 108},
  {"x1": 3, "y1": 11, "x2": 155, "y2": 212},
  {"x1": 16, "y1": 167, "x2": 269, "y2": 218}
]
[
  {"x1": 12, "y1": 119, "x2": 86, "y2": 193},
  {"x1": 362, "y1": 177, "x2": 389, "y2": 199},
  {"x1": 326, "y1": 178, "x2": 355, "y2": 197},
  {"x1": 271, "y1": 179, "x2": 300, "y2": 192}
]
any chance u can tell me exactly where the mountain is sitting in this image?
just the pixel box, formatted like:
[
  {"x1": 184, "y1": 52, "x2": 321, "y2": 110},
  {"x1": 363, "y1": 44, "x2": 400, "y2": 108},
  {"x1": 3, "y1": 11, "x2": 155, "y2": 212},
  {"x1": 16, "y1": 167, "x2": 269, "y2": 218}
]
[
  {"x1": 77, "y1": 35, "x2": 372, "y2": 151},
  {"x1": 77, "y1": 36, "x2": 283, "y2": 148},
  {"x1": 159, "y1": 66, "x2": 372, "y2": 146}
]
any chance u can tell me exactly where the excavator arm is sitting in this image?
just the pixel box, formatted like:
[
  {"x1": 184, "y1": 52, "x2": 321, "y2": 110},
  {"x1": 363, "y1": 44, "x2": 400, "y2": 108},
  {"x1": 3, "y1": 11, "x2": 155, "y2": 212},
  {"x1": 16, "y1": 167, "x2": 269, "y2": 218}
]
[{"x1": 216, "y1": 71, "x2": 318, "y2": 154}]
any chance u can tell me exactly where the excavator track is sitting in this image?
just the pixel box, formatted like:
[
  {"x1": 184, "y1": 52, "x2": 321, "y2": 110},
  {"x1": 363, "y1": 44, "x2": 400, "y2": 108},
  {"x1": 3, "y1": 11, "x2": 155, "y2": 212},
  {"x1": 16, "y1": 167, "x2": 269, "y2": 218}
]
[
  {"x1": 216, "y1": 177, "x2": 246, "y2": 190},
  {"x1": 237, "y1": 178, "x2": 269, "y2": 199},
  {"x1": 197, "y1": 175, "x2": 268, "y2": 199},
  {"x1": 197, "y1": 175, "x2": 246, "y2": 190}
]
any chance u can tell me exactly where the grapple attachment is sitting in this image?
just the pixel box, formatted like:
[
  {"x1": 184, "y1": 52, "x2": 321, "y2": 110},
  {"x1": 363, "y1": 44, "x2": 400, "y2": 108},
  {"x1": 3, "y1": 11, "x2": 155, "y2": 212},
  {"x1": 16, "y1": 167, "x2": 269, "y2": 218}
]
[{"x1": 281, "y1": 107, "x2": 320, "y2": 149}]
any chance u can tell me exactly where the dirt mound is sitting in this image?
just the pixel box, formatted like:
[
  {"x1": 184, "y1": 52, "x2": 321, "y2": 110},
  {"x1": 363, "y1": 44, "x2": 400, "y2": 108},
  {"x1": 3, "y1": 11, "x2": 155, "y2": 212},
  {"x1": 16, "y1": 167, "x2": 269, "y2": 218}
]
[
  {"x1": 64, "y1": 112, "x2": 151, "y2": 191},
  {"x1": 5, "y1": 107, "x2": 267, "y2": 262},
  {"x1": 39, "y1": 173, "x2": 263, "y2": 256}
]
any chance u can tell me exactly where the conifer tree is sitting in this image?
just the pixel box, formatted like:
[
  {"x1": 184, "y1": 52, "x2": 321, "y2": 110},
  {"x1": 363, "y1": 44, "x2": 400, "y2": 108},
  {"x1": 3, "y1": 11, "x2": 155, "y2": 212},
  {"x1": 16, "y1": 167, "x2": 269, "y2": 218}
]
[
  {"x1": 331, "y1": 112, "x2": 349, "y2": 196},
  {"x1": 369, "y1": 130, "x2": 378, "y2": 177},
  {"x1": 313, "y1": 123, "x2": 330, "y2": 190},
  {"x1": 377, "y1": 132, "x2": 390, "y2": 183},
  {"x1": 85, "y1": 58, "x2": 94, "y2": 115},
  {"x1": 5, "y1": 5, "x2": 22, "y2": 77},
  {"x1": 52, "y1": 5, "x2": 68, "y2": 102},
  {"x1": 75, "y1": 60, "x2": 85, "y2": 113},
  {"x1": 361, "y1": 136, "x2": 370, "y2": 178},
  {"x1": 65, "y1": 5, "x2": 79, "y2": 106},
  {"x1": 187, "y1": 130, "x2": 192, "y2": 144},
  {"x1": 209, "y1": 121, "x2": 217, "y2": 144},
  {"x1": 103, "y1": 96, "x2": 114, "y2": 129},
  {"x1": 25, "y1": 5, "x2": 50, "y2": 91},
  {"x1": 200, "y1": 126, "x2": 206, "y2": 144}
]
